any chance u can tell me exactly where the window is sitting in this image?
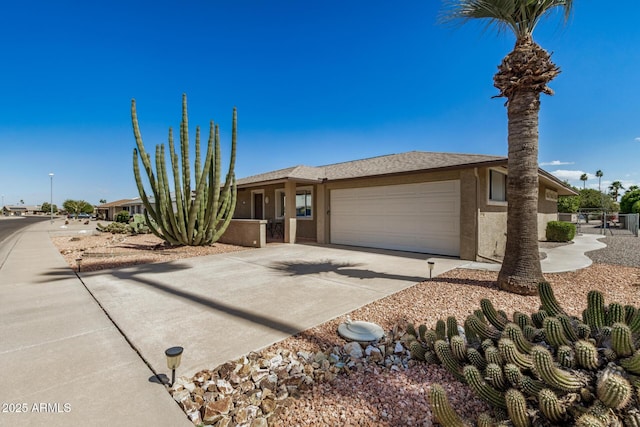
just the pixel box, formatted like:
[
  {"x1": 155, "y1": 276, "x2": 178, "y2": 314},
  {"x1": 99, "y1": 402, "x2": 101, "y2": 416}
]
[
  {"x1": 275, "y1": 189, "x2": 285, "y2": 219},
  {"x1": 489, "y1": 169, "x2": 507, "y2": 203},
  {"x1": 275, "y1": 187, "x2": 313, "y2": 219},
  {"x1": 296, "y1": 188, "x2": 313, "y2": 218}
]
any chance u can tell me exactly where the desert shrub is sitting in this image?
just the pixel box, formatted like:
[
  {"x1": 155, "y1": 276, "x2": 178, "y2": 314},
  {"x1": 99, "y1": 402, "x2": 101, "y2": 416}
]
[
  {"x1": 96, "y1": 222, "x2": 128, "y2": 234},
  {"x1": 546, "y1": 220, "x2": 575, "y2": 242},
  {"x1": 115, "y1": 210, "x2": 131, "y2": 223},
  {"x1": 129, "y1": 214, "x2": 152, "y2": 235}
]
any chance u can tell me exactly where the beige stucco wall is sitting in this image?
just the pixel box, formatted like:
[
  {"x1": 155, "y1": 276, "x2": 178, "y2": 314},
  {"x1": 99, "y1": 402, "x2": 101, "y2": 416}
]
[
  {"x1": 478, "y1": 211, "x2": 508, "y2": 259},
  {"x1": 218, "y1": 219, "x2": 266, "y2": 248}
]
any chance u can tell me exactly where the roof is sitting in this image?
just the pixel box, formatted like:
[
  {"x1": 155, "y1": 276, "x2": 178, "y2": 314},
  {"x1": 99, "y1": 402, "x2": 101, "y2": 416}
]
[
  {"x1": 237, "y1": 151, "x2": 506, "y2": 186},
  {"x1": 96, "y1": 199, "x2": 138, "y2": 208}
]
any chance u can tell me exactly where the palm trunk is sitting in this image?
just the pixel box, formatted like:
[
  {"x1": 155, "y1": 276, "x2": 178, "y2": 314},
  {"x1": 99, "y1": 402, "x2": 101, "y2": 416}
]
[{"x1": 497, "y1": 89, "x2": 544, "y2": 295}]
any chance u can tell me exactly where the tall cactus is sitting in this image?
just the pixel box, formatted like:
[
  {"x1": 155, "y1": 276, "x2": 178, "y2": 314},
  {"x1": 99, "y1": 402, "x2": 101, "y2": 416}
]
[{"x1": 131, "y1": 94, "x2": 237, "y2": 246}]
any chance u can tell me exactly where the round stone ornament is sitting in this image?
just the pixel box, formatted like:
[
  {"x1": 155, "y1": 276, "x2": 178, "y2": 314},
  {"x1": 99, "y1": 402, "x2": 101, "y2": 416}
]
[{"x1": 337, "y1": 318, "x2": 385, "y2": 342}]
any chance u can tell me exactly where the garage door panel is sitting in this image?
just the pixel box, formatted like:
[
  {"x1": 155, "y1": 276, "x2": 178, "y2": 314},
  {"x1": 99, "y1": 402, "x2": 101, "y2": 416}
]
[{"x1": 330, "y1": 181, "x2": 460, "y2": 256}]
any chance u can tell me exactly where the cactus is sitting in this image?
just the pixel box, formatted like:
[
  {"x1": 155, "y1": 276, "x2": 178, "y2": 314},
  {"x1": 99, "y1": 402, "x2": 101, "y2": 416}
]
[
  {"x1": 409, "y1": 340, "x2": 426, "y2": 361},
  {"x1": 481, "y1": 298, "x2": 508, "y2": 331},
  {"x1": 498, "y1": 338, "x2": 533, "y2": 371},
  {"x1": 522, "y1": 324, "x2": 543, "y2": 342},
  {"x1": 467, "y1": 348, "x2": 487, "y2": 371},
  {"x1": 447, "y1": 316, "x2": 460, "y2": 340},
  {"x1": 427, "y1": 384, "x2": 469, "y2": 427},
  {"x1": 505, "y1": 388, "x2": 530, "y2": 427},
  {"x1": 484, "y1": 345, "x2": 503, "y2": 366},
  {"x1": 575, "y1": 340, "x2": 600, "y2": 370},
  {"x1": 466, "y1": 314, "x2": 501, "y2": 341},
  {"x1": 450, "y1": 335, "x2": 467, "y2": 362},
  {"x1": 418, "y1": 324, "x2": 428, "y2": 341},
  {"x1": 575, "y1": 414, "x2": 606, "y2": 427},
  {"x1": 502, "y1": 323, "x2": 533, "y2": 354},
  {"x1": 607, "y1": 302, "x2": 625, "y2": 326},
  {"x1": 620, "y1": 350, "x2": 640, "y2": 374},
  {"x1": 557, "y1": 314, "x2": 580, "y2": 342},
  {"x1": 611, "y1": 322, "x2": 635, "y2": 357},
  {"x1": 131, "y1": 94, "x2": 237, "y2": 246},
  {"x1": 585, "y1": 290, "x2": 606, "y2": 331},
  {"x1": 557, "y1": 345, "x2": 575, "y2": 369},
  {"x1": 538, "y1": 281, "x2": 565, "y2": 317},
  {"x1": 538, "y1": 388, "x2": 566, "y2": 423},
  {"x1": 512, "y1": 311, "x2": 531, "y2": 330},
  {"x1": 434, "y1": 340, "x2": 465, "y2": 381},
  {"x1": 435, "y1": 319, "x2": 447, "y2": 341},
  {"x1": 543, "y1": 316, "x2": 571, "y2": 349},
  {"x1": 531, "y1": 346, "x2": 584, "y2": 392},
  {"x1": 485, "y1": 363, "x2": 507, "y2": 390},
  {"x1": 577, "y1": 322, "x2": 592, "y2": 340},
  {"x1": 531, "y1": 310, "x2": 548, "y2": 328},
  {"x1": 406, "y1": 323, "x2": 417, "y2": 338},
  {"x1": 596, "y1": 369, "x2": 633, "y2": 409},
  {"x1": 463, "y1": 365, "x2": 507, "y2": 409},
  {"x1": 504, "y1": 363, "x2": 523, "y2": 388},
  {"x1": 628, "y1": 310, "x2": 640, "y2": 334}
]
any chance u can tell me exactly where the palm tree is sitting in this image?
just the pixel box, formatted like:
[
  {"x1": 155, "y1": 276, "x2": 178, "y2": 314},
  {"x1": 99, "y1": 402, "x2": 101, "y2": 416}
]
[
  {"x1": 608, "y1": 180, "x2": 624, "y2": 202},
  {"x1": 596, "y1": 170, "x2": 603, "y2": 192},
  {"x1": 442, "y1": 1, "x2": 574, "y2": 296},
  {"x1": 580, "y1": 173, "x2": 588, "y2": 189}
]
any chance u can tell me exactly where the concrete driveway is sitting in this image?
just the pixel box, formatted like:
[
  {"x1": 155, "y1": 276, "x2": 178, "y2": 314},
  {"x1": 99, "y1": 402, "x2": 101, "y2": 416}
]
[{"x1": 81, "y1": 243, "x2": 466, "y2": 378}]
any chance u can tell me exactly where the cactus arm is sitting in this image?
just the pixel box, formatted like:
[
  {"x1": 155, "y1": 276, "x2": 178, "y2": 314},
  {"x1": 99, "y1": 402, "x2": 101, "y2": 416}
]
[
  {"x1": 611, "y1": 322, "x2": 635, "y2": 357},
  {"x1": 168, "y1": 127, "x2": 188, "y2": 244},
  {"x1": 481, "y1": 298, "x2": 508, "y2": 331},
  {"x1": 620, "y1": 350, "x2": 640, "y2": 374},
  {"x1": 427, "y1": 384, "x2": 470, "y2": 427},
  {"x1": 538, "y1": 388, "x2": 567, "y2": 423},
  {"x1": 463, "y1": 365, "x2": 507, "y2": 409},
  {"x1": 596, "y1": 369, "x2": 632, "y2": 409},
  {"x1": 180, "y1": 93, "x2": 191, "y2": 225},
  {"x1": 532, "y1": 346, "x2": 584, "y2": 392},
  {"x1": 538, "y1": 281, "x2": 566, "y2": 317},
  {"x1": 434, "y1": 340, "x2": 465, "y2": 382},
  {"x1": 499, "y1": 338, "x2": 533, "y2": 371},
  {"x1": 505, "y1": 388, "x2": 530, "y2": 427}
]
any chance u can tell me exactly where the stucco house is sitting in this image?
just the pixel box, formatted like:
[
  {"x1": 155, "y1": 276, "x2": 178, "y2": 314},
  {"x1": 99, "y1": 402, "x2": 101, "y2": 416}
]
[{"x1": 233, "y1": 151, "x2": 576, "y2": 261}]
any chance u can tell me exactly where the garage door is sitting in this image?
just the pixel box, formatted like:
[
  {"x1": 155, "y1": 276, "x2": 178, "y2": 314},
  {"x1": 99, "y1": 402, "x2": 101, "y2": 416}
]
[{"x1": 330, "y1": 180, "x2": 460, "y2": 256}]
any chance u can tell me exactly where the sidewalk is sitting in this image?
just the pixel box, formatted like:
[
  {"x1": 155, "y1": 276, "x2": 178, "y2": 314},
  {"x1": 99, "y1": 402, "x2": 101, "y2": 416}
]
[{"x1": 0, "y1": 220, "x2": 190, "y2": 427}]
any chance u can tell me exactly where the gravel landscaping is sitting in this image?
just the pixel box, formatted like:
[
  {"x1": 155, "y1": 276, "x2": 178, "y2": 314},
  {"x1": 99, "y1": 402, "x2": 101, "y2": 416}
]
[{"x1": 50, "y1": 227, "x2": 640, "y2": 426}]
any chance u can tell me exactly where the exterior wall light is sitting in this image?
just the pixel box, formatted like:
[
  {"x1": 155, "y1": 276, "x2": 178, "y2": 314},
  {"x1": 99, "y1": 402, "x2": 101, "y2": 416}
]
[
  {"x1": 165, "y1": 346, "x2": 184, "y2": 386},
  {"x1": 427, "y1": 261, "x2": 435, "y2": 279}
]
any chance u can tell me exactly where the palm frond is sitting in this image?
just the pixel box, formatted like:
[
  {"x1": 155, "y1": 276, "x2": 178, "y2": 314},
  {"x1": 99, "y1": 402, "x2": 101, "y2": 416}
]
[{"x1": 440, "y1": 0, "x2": 574, "y2": 39}]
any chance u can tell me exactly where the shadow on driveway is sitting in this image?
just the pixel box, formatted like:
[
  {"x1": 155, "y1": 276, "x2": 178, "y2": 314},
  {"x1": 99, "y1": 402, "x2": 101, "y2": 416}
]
[{"x1": 270, "y1": 259, "x2": 426, "y2": 283}]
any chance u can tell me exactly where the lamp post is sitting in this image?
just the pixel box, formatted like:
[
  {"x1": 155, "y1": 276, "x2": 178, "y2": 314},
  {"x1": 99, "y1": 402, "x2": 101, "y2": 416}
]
[{"x1": 49, "y1": 173, "x2": 54, "y2": 223}]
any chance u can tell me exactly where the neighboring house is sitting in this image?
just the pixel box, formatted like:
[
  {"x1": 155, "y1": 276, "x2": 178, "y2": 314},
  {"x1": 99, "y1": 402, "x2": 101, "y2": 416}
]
[
  {"x1": 95, "y1": 199, "x2": 139, "y2": 220},
  {"x1": 1, "y1": 205, "x2": 42, "y2": 215},
  {"x1": 234, "y1": 151, "x2": 577, "y2": 261}
]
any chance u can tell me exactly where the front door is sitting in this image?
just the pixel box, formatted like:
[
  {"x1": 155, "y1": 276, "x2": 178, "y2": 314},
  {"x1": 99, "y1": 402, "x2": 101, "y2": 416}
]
[{"x1": 253, "y1": 193, "x2": 263, "y2": 219}]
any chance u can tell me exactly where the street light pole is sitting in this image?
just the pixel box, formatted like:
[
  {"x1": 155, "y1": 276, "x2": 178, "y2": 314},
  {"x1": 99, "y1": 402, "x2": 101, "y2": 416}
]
[{"x1": 49, "y1": 173, "x2": 54, "y2": 223}]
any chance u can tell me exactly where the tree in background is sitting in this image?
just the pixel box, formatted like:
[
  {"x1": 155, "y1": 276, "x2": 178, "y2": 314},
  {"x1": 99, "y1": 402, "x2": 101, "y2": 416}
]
[
  {"x1": 579, "y1": 189, "x2": 617, "y2": 211},
  {"x1": 608, "y1": 180, "x2": 624, "y2": 202},
  {"x1": 99, "y1": 199, "x2": 107, "y2": 204},
  {"x1": 620, "y1": 189, "x2": 640, "y2": 214},
  {"x1": 40, "y1": 202, "x2": 58, "y2": 214},
  {"x1": 595, "y1": 169, "x2": 603, "y2": 192},
  {"x1": 63, "y1": 199, "x2": 94, "y2": 216},
  {"x1": 626, "y1": 185, "x2": 639, "y2": 193},
  {"x1": 441, "y1": 0, "x2": 574, "y2": 296},
  {"x1": 579, "y1": 173, "x2": 588, "y2": 189}
]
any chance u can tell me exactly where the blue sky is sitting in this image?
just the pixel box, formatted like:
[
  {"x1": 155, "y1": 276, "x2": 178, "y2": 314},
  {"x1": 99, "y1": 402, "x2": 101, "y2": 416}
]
[{"x1": 1, "y1": 1, "x2": 638, "y2": 207}]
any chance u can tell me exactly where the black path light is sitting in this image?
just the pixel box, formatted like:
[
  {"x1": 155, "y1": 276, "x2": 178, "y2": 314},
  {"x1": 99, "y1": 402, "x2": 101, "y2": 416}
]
[
  {"x1": 76, "y1": 258, "x2": 82, "y2": 272},
  {"x1": 165, "y1": 346, "x2": 184, "y2": 386}
]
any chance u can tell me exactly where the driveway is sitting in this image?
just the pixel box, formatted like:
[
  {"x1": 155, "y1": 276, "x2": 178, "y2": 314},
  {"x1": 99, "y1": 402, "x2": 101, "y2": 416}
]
[{"x1": 81, "y1": 243, "x2": 466, "y2": 377}]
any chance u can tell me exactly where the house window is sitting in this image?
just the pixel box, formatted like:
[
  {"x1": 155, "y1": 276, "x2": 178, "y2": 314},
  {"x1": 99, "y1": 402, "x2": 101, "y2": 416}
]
[
  {"x1": 296, "y1": 189, "x2": 313, "y2": 218},
  {"x1": 275, "y1": 189, "x2": 285, "y2": 219},
  {"x1": 489, "y1": 169, "x2": 507, "y2": 203}
]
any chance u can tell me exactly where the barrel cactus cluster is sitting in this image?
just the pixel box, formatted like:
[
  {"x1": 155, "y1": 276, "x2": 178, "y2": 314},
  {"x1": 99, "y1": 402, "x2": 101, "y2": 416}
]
[{"x1": 405, "y1": 282, "x2": 640, "y2": 426}]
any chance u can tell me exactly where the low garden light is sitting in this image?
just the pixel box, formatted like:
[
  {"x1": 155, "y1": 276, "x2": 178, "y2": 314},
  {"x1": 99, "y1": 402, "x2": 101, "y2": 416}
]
[
  {"x1": 76, "y1": 258, "x2": 82, "y2": 272},
  {"x1": 428, "y1": 261, "x2": 435, "y2": 279},
  {"x1": 165, "y1": 346, "x2": 184, "y2": 386}
]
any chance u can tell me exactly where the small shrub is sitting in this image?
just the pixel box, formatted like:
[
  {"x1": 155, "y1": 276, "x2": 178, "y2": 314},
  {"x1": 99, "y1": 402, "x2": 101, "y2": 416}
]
[
  {"x1": 546, "y1": 220, "x2": 575, "y2": 242},
  {"x1": 96, "y1": 222, "x2": 129, "y2": 234},
  {"x1": 115, "y1": 210, "x2": 131, "y2": 223},
  {"x1": 129, "y1": 214, "x2": 151, "y2": 235}
]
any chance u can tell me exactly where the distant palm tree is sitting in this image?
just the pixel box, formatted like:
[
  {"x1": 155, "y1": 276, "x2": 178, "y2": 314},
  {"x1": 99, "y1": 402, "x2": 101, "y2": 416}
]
[
  {"x1": 628, "y1": 185, "x2": 639, "y2": 193},
  {"x1": 596, "y1": 170, "x2": 603, "y2": 192},
  {"x1": 580, "y1": 173, "x2": 588, "y2": 189},
  {"x1": 608, "y1": 181, "x2": 624, "y2": 202},
  {"x1": 441, "y1": 0, "x2": 574, "y2": 296}
]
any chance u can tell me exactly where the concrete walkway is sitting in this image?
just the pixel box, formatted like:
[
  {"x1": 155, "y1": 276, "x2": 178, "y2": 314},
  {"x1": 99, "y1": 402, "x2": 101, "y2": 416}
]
[
  {"x1": 455, "y1": 233, "x2": 605, "y2": 273},
  {"x1": 0, "y1": 219, "x2": 606, "y2": 426},
  {"x1": 0, "y1": 220, "x2": 191, "y2": 427}
]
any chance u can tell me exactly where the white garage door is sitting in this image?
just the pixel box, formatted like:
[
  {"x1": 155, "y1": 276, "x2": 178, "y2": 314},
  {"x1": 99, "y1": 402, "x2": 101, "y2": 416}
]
[{"x1": 330, "y1": 180, "x2": 460, "y2": 256}]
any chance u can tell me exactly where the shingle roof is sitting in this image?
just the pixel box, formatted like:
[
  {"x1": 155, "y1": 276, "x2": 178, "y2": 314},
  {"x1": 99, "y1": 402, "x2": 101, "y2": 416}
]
[
  {"x1": 236, "y1": 151, "x2": 506, "y2": 186},
  {"x1": 96, "y1": 198, "x2": 138, "y2": 208}
]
